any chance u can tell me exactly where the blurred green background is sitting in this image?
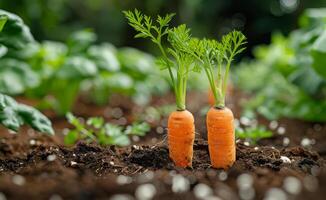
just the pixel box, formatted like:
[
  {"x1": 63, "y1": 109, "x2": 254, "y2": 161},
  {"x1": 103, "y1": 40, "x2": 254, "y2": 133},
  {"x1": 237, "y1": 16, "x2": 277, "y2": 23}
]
[{"x1": 2, "y1": 0, "x2": 326, "y2": 57}]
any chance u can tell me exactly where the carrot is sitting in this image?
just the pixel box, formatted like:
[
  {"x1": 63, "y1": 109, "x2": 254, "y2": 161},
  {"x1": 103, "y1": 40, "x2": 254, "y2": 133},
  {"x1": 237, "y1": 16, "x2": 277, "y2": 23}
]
[
  {"x1": 207, "y1": 107, "x2": 235, "y2": 169},
  {"x1": 195, "y1": 31, "x2": 246, "y2": 169},
  {"x1": 124, "y1": 10, "x2": 199, "y2": 167},
  {"x1": 168, "y1": 110, "x2": 195, "y2": 167}
]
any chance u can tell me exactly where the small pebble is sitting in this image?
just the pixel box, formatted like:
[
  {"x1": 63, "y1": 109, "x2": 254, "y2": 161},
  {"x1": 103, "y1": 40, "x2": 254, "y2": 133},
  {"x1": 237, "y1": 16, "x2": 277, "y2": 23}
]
[
  {"x1": 269, "y1": 121, "x2": 278, "y2": 130},
  {"x1": 132, "y1": 136, "x2": 140, "y2": 142},
  {"x1": 116, "y1": 175, "x2": 133, "y2": 185},
  {"x1": 283, "y1": 176, "x2": 302, "y2": 195},
  {"x1": 110, "y1": 194, "x2": 134, "y2": 200},
  {"x1": 234, "y1": 119, "x2": 240, "y2": 127},
  {"x1": 237, "y1": 173, "x2": 253, "y2": 190},
  {"x1": 137, "y1": 171, "x2": 154, "y2": 183},
  {"x1": 112, "y1": 108, "x2": 123, "y2": 118},
  {"x1": 49, "y1": 194, "x2": 63, "y2": 200},
  {"x1": 244, "y1": 141, "x2": 250, "y2": 146},
  {"x1": 0, "y1": 192, "x2": 7, "y2": 200},
  {"x1": 303, "y1": 175, "x2": 319, "y2": 192},
  {"x1": 313, "y1": 124, "x2": 322, "y2": 132},
  {"x1": 263, "y1": 188, "x2": 287, "y2": 200},
  {"x1": 218, "y1": 171, "x2": 228, "y2": 181},
  {"x1": 172, "y1": 175, "x2": 190, "y2": 193},
  {"x1": 29, "y1": 139, "x2": 36, "y2": 146},
  {"x1": 47, "y1": 155, "x2": 56, "y2": 162},
  {"x1": 204, "y1": 196, "x2": 222, "y2": 200},
  {"x1": 193, "y1": 183, "x2": 213, "y2": 199},
  {"x1": 277, "y1": 127, "x2": 286, "y2": 135},
  {"x1": 283, "y1": 137, "x2": 290, "y2": 146},
  {"x1": 156, "y1": 127, "x2": 164, "y2": 134},
  {"x1": 135, "y1": 184, "x2": 156, "y2": 200},
  {"x1": 239, "y1": 188, "x2": 255, "y2": 200},
  {"x1": 301, "y1": 138, "x2": 311, "y2": 147},
  {"x1": 70, "y1": 161, "x2": 78, "y2": 166},
  {"x1": 254, "y1": 147, "x2": 259, "y2": 151},
  {"x1": 280, "y1": 156, "x2": 291, "y2": 164},
  {"x1": 110, "y1": 161, "x2": 115, "y2": 166},
  {"x1": 240, "y1": 117, "x2": 251, "y2": 126},
  {"x1": 12, "y1": 175, "x2": 25, "y2": 186}
]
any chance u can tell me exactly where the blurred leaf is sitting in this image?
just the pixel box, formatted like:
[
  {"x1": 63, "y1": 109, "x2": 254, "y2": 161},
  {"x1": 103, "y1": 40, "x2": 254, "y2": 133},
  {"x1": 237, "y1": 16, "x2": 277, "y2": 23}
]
[
  {"x1": 56, "y1": 56, "x2": 97, "y2": 79},
  {"x1": 125, "y1": 122, "x2": 150, "y2": 136},
  {"x1": 0, "y1": 58, "x2": 40, "y2": 95},
  {"x1": 64, "y1": 130, "x2": 79, "y2": 145},
  {"x1": 88, "y1": 43, "x2": 120, "y2": 71},
  {"x1": 311, "y1": 30, "x2": 326, "y2": 78},
  {"x1": 0, "y1": 14, "x2": 7, "y2": 31},
  {"x1": 67, "y1": 29, "x2": 96, "y2": 54},
  {"x1": 0, "y1": 9, "x2": 34, "y2": 49}
]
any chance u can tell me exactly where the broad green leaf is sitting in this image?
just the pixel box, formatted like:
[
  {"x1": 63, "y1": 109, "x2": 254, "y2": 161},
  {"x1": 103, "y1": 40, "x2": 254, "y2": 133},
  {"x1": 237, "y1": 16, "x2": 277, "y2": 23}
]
[
  {"x1": 0, "y1": 9, "x2": 34, "y2": 49},
  {"x1": 88, "y1": 43, "x2": 120, "y2": 71},
  {"x1": 311, "y1": 30, "x2": 326, "y2": 78},
  {"x1": 0, "y1": 14, "x2": 7, "y2": 32},
  {"x1": 56, "y1": 56, "x2": 97, "y2": 79},
  {"x1": 0, "y1": 59, "x2": 40, "y2": 95},
  {"x1": 0, "y1": 44, "x2": 8, "y2": 58},
  {"x1": 64, "y1": 130, "x2": 79, "y2": 145},
  {"x1": 0, "y1": 93, "x2": 53, "y2": 134}
]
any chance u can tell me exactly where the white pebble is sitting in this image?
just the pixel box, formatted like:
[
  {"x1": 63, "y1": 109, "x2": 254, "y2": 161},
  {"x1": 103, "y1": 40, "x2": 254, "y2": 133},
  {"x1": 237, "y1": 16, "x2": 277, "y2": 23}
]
[
  {"x1": 277, "y1": 127, "x2": 286, "y2": 135},
  {"x1": 49, "y1": 194, "x2": 63, "y2": 200},
  {"x1": 137, "y1": 171, "x2": 154, "y2": 183},
  {"x1": 172, "y1": 175, "x2": 190, "y2": 193},
  {"x1": 269, "y1": 121, "x2": 278, "y2": 130},
  {"x1": 301, "y1": 138, "x2": 311, "y2": 147},
  {"x1": 47, "y1": 155, "x2": 56, "y2": 162},
  {"x1": 193, "y1": 183, "x2": 213, "y2": 199},
  {"x1": 204, "y1": 196, "x2": 222, "y2": 200},
  {"x1": 234, "y1": 119, "x2": 240, "y2": 127},
  {"x1": 303, "y1": 175, "x2": 319, "y2": 192},
  {"x1": 156, "y1": 127, "x2": 164, "y2": 134},
  {"x1": 283, "y1": 176, "x2": 302, "y2": 195},
  {"x1": 254, "y1": 147, "x2": 259, "y2": 151},
  {"x1": 218, "y1": 171, "x2": 228, "y2": 181},
  {"x1": 0, "y1": 192, "x2": 7, "y2": 200},
  {"x1": 116, "y1": 175, "x2": 133, "y2": 185},
  {"x1": 132, "y1": 136, "x2": 140, "y2": 142},
  {"x1": 237, "y1": 173, "x2": 253, "y2": 190},
  {"x1": 244, "y1": 141, "x2": 250, "y2": 146},
  {"x1": 12, "y1": 175, "x2": 25, "y2": 186},
  {"x1": 263, "y1": 188, "x2": 287, "y2": 200},
  {"x1": 135, "y1": 184, "x2": 156, "y2": 200},
  {"x1": 283, "y1": 137, "x2": 290, "y2": 146},
  {"x1": 110, "y1": 194, "x2": 134, "y2": 200},
  {"x1": 280, "y1": 156, "x2": 291, "y2": 164},
  {"x1": 110, "y1": 161, "x2": 115, "y2": 165},
  {"x1": 240, "y1": 117, "x2": 251, "y2": 126},
  {"x1": 70, "y1": 161, "x2": 77, "y2": 166},
  {"x1": 29, "y1": 139, "x2": 36, "y2": 146},
  {"x1": 239, "y1": 188, "x2": 255, "y2": 200}
]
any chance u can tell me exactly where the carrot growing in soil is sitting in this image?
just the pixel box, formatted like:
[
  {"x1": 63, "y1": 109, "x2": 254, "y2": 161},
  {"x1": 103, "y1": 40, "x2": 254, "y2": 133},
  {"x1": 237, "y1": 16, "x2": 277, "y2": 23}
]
[
  {"x1": 124, "y1": 10, "x2": 199, "y2": 167},
  {"x1": 196, "y1": 32, "x2": 246, "y2": 169}
]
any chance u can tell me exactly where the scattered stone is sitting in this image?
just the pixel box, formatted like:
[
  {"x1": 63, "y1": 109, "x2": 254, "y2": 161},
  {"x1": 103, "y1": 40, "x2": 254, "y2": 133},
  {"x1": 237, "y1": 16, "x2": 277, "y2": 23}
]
[
  {"x1": 70, "y1": 161, "x2": 78, "y2": 166},
  {"x1": 283, "y1": 137, "x2": 290, "y2": 146},
  {"x1": 239, "y1": 188, "x2": 255, "y2": 200},
  {"x1": 156, "y1": 127, "x2": 164, "y2": 134},
  {"x1": 263, "y1": 188, "x2": 287, "y2": 200},
  {"x1": 172, "y1": 175, "x2": 190, "y2": 193},
  {"x1": 277, "y1": 127, "x2": 286, "y2": 135},
  {"x1": 193, "y1": 183, "x2": 213, "y2": 199},
  {"x1": 110, "y1": 161, "x2": 115, "y2": 166},
  {"x1": 49, "y1": 194, "x2": 63, "y2": 200},
  {"x1": 218, "y1": 171, "x2": 228, "y2": 181},
  {"x1": 47, "y1": 154, "x2": 57, "y2": 162},
  {"x1": 269, "y1": 121, "x2": 278, "y2": 130},
  {"x1": 303, "y1": 175, "x2": 319, "y2": 192},
  {"x1": 110, "y1": 194, "x2": 134, "y2": 200},
  {"x1": 137, "y1": 171, "x2": 154, "y2": 183},
  {"x1": 254, "y1": 147, "x2": 259, "y2": 151},
  {"x1": 237, "y1": 173, "x2": 253, "y2": 190},
  {"x1": 12, "y1": 175, "x2": 25, "y2": 186},
  {"x1": 116, "y1": 175, "x2": 133, "y2": 185},
  {"x1": 29, "y1": 139, "x2": 36, "y2": 146},
  {"x1": 301, "y1": 138, "x2": 312, "y2": 147},
  {"x1": 280, "y1": 156, "x2": 291, "y2": 164},
  {"x1": 244, "y1": 141, "x2": 250, "y2": 146},
  {"x1": 0, "y1": 192, "x2": 7, "y2": 200},
  {"x1": 135, "y1": 184, "x2": 156, "y2": 200},
  {"x1": 283, "y1": 176, "x2": 302, "y2": 195},
  {"x1": 112, "y1": 107, "x2": 123, "y2": 119}
]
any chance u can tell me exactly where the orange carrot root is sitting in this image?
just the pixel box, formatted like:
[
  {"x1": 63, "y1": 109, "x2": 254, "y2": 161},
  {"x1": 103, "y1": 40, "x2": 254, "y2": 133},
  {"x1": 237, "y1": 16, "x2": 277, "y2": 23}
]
[
  {"x1": 168, "y1": 110, "x2": 195, "y2": 167},
  {"x1": 207, "y1": 107, "x2": 235, "y2": 169}
]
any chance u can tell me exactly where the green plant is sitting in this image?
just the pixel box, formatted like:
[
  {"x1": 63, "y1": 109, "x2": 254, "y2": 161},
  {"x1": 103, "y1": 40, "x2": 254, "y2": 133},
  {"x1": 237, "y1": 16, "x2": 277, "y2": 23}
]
[
  {"x1": 64, "y1": 113, "x2": 150, "y2": 146},
  {"x1": 234, "y1": 8, "x2": 326, "y2": 122},
  {"x1": 235, "y1": 126, "x2": 273, "y2": 144},
  {"x1": 124, "y1": 9, "x2": 200, "y2": 111}
]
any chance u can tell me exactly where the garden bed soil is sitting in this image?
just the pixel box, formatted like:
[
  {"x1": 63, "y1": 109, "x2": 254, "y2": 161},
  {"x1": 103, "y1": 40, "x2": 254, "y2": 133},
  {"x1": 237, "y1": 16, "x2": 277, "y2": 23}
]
[{"x1": 0, "y1": 91, "x2": 325, "y2": 199}]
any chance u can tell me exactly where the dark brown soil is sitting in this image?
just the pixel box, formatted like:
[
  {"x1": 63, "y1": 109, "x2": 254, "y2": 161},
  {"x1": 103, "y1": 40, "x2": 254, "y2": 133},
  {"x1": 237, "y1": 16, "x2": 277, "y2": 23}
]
[{"x1": 0, "y1": 91, "x2": 325, "y2": 200}]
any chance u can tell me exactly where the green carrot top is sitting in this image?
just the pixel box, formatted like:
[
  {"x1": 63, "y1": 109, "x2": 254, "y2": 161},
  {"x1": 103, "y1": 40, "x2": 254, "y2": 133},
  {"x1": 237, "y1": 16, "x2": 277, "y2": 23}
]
[
  {"x1": 123, "y1": 9, "x2": 200, "y2": 111},
  {"x1": 195, "y1": 31, "x2": 247, "y2": 108}
]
